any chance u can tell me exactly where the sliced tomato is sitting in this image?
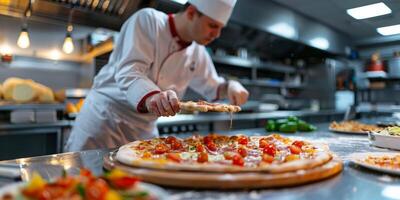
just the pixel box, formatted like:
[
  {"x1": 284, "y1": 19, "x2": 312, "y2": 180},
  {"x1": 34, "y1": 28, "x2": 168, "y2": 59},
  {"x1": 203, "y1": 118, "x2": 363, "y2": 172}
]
[
  {"x1": 263, "y1": 144, "x2": 276, "y2": 157},
  {"x1": 166, "y1": 153, "x2": 181, "y2": 163},
  {"x1": 289, "y1": 145, "x2": 301, "y2": 154},
  {"x1": 86, "y1": 179, "x2": 109, "y2": 200},
  {"x1": 224, "y1": 152, "x2": 235, "y2": 160},
  {"x1": 232, "y1": 155, "x2": 245, "y2": 166},
  {"x1": 197, "y1": 152, "x2": 209, "y2": 163},
  {"x1": 111, "y1": 177, "x2": 139, "y2": 189},
  {"x1": 55, "y1": 176, "x2": 76, "y2": 188},
  {"x1": 259, "y1": 138, "x2": 269, "y2": 148},
  {"x1": 262, "y1": 154, "x2": 274, "y2": 163},
  {"x1": 80, "y1": 168, "x2": 93, "y2": 178},
  {"x1": 165, "y1": 136, "x2": 177, "y2": 144},
  {"x1": 196, "y1": 143, "x2": 205, "y2": 152},
  {"x1": 154, "y1": 143, "x2": 169, "y2": 154},
  {"x1": 238, "y1": 147, "x2": 247, "y2": 157},
  {"x1": 203, "y1": 135, "x2": 213, "y2": 145},
  {"x1": 171, "y1": 140, "x2": 183, "y2": 150},
  {"x1": 238, "y1": 136, "x2": 249, "y2": 145},
  {"x1": 292, "y1": 141, "x2": 305, "y2": 148},
  {"x1": 206, "y1": 142, "x2": 217, "y2": 152}
]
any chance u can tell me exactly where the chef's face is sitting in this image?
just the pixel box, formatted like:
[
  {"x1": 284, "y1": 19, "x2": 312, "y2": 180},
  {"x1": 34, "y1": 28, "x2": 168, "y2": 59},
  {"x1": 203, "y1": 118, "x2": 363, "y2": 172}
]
[{"x1": 187, "y1": 7, "x2": 223, "y2": 45}]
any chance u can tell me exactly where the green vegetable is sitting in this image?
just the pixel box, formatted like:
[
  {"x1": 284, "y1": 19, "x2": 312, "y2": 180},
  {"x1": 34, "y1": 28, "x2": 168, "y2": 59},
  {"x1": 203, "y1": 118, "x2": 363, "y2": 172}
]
[
  {"x1": 276, "y1": 119, "x2": 288, "y2": 129},
  {"x1": 298, "y1": 121, "x2": 317, "y2": 132},
  {"x1": 265, "y1": 120, "x2": 276, "y2": 132},
  {"x1": 76, "y1": 183, "x2": 85, "y2": 197},
  {"x1": 279, "y1": 122, "x2": 297, "y2": 133},
  {"x1": 287, "y1": 116, "x2": 299, "y2": 122}
]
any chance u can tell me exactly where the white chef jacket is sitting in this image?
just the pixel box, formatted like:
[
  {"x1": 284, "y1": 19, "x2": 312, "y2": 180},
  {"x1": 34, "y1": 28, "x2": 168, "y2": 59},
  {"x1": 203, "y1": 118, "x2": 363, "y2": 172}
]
[{"x1": 65, "y1": 8, "x2": 225, "y2": 151}]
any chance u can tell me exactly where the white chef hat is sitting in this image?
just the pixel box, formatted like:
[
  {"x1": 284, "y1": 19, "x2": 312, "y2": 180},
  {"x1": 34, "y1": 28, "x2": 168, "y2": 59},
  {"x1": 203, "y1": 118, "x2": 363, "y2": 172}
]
[{"x1": 188, "y1": 0, "x2": 237, "y2": 25}]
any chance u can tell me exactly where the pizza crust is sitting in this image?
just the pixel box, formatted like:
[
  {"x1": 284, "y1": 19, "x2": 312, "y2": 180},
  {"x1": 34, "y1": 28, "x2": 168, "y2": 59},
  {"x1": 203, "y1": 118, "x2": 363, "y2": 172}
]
[
  {"x1": 179, "y1": 101, "x2": 241, "y2": 113},
  {"x1": 116, "y1": 136, "x2": 333, "y2": 173}
]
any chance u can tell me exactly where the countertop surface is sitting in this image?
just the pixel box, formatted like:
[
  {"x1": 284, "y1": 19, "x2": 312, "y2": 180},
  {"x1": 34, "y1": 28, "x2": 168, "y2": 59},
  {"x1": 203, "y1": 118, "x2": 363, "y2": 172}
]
[{"x1": 0, "y1": 123, "x2": 399, "y2": 200}]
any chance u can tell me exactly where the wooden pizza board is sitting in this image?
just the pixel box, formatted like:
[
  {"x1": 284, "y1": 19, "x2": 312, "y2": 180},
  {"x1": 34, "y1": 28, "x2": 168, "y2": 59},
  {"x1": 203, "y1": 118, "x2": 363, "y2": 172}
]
[{"x1": 103, "y1": 151, "x2": 343, "y2": 189}]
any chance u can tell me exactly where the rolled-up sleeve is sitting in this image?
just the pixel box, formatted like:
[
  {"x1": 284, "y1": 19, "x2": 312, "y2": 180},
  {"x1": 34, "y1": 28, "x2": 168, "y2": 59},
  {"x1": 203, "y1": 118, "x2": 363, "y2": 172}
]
[
  {"x1": 113, "y1": 9, "x2": 160, "y2": 112},
  {"x1": 189, "y1": 47, "x2": 225, "y2": 101}
]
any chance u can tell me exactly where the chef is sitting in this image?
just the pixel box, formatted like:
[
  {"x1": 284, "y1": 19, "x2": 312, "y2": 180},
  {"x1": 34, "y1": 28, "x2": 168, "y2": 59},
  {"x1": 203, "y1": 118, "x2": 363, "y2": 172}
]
[{"x1": 65, "y1": 0, "x2": 249, "y2": 151}]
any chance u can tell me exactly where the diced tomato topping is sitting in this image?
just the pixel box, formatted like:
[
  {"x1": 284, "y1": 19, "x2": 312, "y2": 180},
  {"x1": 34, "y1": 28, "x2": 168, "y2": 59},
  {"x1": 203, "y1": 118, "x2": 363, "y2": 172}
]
[
  {"x1": 86, "y1": 179, "x2": 109, "y2": 200},
  {"x1": 289, "y1": 145, "x2": 301, "y2": 154},
  {"x1": 166, "y1": 153, "x2": 181, "y2": 163},
  {"x1": 196, "y1": 143, "x2": 205, "y2": 152},
  {"x1": 232, "y1": 154, "x2": 245, "y2": 166},
  {"x1": 262, "y1": 154, "x2": 274, "y2": 163},
  {"x1": 141, "y1": 152, "x2": 152, "y2": 159},
  {"x1": 224, "y1": 152, "x2": 235, "y2": 160},
  {"x1": 165, "y1": 136, "x2": 177, "y2": 144},
  {"x1": 197, "y1": 152, "x2": 209, "y2": 163},
  {"x1": 238, "y1": 147, "x2": 247, "y2": 157},
  {"x1": 203, "y1": 135, "x2": 213, "y2": 145},
  {"x1": 263, "y1": 144, "x2": 277, "y2": 156},
  {"x1": 80, "y1": 168, "x2": 93, "y2": 178},
  {"x1": 259, "y1": 138, "x2": 269, "y2": 148},
  {"x1": 292, "y1": 141, "x2": 305, "y2": 148},
  {"x1": 171, "y1": 140, "x2": 183, "y2": 150},
  {"x1": 206, "y1": 142, "x2": 217, "y2": 152},
  {"x1": 238, "y1": 136, "x2": 249, "y2": 145},
  {"x1": 154, "y1": 143, "x2": 169, "y2": 154},
  {"x1": 55, "y1": 177, "x2": 75, "y2": 188},
  {"x1": 111, "y1": 177, "x2": 139, "y2": 189}
]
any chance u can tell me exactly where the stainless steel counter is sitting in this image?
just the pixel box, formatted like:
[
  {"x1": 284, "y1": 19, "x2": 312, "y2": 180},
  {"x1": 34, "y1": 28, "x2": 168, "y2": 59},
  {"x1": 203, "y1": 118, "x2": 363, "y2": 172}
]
[{"x1": 0, "y1": 123, "x2": 399, "y2": 200}]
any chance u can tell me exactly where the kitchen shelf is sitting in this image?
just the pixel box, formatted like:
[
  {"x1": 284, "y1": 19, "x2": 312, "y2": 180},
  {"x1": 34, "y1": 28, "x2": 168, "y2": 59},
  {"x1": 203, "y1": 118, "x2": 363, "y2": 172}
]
[
  {"x1": 368, "y1": 77, "x2": 400, "y2": 82},
  {"x1": 240, "y1": 79, "x2": 305, "y2": 89},
  {"x1": 0, "y1": 102, "x2": 65, "y2": 111},
  {"x1": 211, "y1": 55, "x2": 297, "y2": 73}
]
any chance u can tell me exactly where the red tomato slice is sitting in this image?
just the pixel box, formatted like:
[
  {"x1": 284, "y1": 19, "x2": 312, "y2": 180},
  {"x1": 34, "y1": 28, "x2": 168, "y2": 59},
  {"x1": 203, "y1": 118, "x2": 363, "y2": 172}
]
[
  {"x1": 238, "y1": 136, "x2": 249, "y2": 145},
  {"x1": 197, "y1": 152, "x2": 209, "y2": 163},
  {"x1": 232, "y1": 154, "x2": 245, "y2": 166},
  {"x1": 263, "y1": 144, "x2": 277, "y2": 157},
  {"x1": 166, "y1": 153, "x2": 181, "y2": 163},
  {"x1": 289, "y1": 145, "x2": 301, "y2": 154}
]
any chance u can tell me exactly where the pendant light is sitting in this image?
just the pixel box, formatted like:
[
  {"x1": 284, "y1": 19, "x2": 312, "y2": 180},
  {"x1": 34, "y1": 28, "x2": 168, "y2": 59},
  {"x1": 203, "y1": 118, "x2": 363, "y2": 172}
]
[
  {"x1": 62, "y1": 10, "x2": 75, "y2": 54},
  {"x1": 17, "y1": 0, "x2": 32, "y2": 49}
]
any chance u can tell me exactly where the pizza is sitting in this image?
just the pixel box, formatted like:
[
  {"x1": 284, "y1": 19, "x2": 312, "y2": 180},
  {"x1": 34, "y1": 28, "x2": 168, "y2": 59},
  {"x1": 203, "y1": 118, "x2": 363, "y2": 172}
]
[
  {"x1": 363, "y1": 154, "x2": 400, "y2": 170},
  {"x1": 179, "y1": 101, "x2": 241, "y2": 112},
  {"x1": 329, "y1": 121, "x2": 382, "y2": 133},
  {"x1": 116, "y1": 134, "x2": 332, "y2": 173},
  {"x1": 0, "y1": 169, "x2": 159, "y2": 200}
]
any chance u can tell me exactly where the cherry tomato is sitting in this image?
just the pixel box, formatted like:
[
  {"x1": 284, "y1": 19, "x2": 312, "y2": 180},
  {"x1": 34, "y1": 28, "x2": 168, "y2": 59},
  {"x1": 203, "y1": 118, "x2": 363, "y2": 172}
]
[
  {"x1": 171, "y1": 141, "x2": 183, "y2": 150},
  {"x1": 203, "y1": 135, "x2": 213, "y2": 145},
  {"x1": 206, "y1": 142, "x2": 217, "y2": 152},
  {"x1": 259, "y1": 138, "x2": 269, "y2": 148},
  {"x1": 292, "y1": 141, "x2": 305, "y2": 148},
  {"x1": 86, "y1": 179, "x2": 109, "y2": 200},
  {"x1": 263, "y1": 144, "x2": 276, "y2": 157},
  {"x1": 232, "y1": 154, "x2": 245, "y2": 166},
  {"x1": 224, "y1": 152, "x2": 234, "y2": 160},
  {"x1": 238, "y1": 147, "x2": 247, "y2": 157},
  {"x1": 111, "y1": 177, "x2": 139, "y2": 189},
  {"x1": 165, "y1": 136, "x2": 177, "y2": 144},
  {"x1": 289, "y1": 145, "x2": 301, "y2": 154},
  {"x1": 154, "y1": 143, "x2": 169, "y2": 154},
  {"x1": 262, "y1": 154, "x2": 274, "y2": 163},
  {"x1": 197, "y1": 152, "x2": 208, "y2": 163},
  {"x1": 238, "y1": 136, "x2": 249, "y2": 145},
  {"x1": 166, "y1": 153, "x2": 181, "y2": 163},
  {"x1": 196, "y1": 143, "x2": 205, "y2": 152}
]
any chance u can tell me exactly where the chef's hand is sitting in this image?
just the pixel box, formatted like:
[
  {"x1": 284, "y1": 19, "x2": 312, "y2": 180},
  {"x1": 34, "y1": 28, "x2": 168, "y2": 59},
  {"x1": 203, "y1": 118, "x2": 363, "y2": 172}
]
[
  {"x1": 145, "y1": 90, "x2": 180, "y2": 117},
  {"x1": 227, "y1": 80, "x2": 249, "y2": 106}
]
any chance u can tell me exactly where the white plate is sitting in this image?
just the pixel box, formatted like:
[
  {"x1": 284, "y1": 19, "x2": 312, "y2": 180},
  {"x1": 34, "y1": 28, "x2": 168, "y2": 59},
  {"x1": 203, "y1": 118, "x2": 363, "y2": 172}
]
[
  {"x1": 349, "y1": 152, "x2": 400, "y2": 175},
  {"x1": 369, "y1": 132, "x2": 400, "y2": 150},
  {"x1": 0, "y1": 182, "x2": 169, "y2": 200}
]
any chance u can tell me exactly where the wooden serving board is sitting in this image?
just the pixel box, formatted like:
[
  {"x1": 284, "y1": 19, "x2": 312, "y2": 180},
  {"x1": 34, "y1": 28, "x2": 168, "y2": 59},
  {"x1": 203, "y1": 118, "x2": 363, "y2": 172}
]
[{"x1": 103, "y1": 151, "x2": 343, "y2": 189}]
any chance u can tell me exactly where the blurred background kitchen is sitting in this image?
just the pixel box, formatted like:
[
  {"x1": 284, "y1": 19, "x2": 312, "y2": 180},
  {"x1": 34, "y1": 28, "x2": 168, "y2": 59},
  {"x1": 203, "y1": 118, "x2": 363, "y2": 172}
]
[{"x1": 0, "y1": 0, "x2": 399, "y2": 160}]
